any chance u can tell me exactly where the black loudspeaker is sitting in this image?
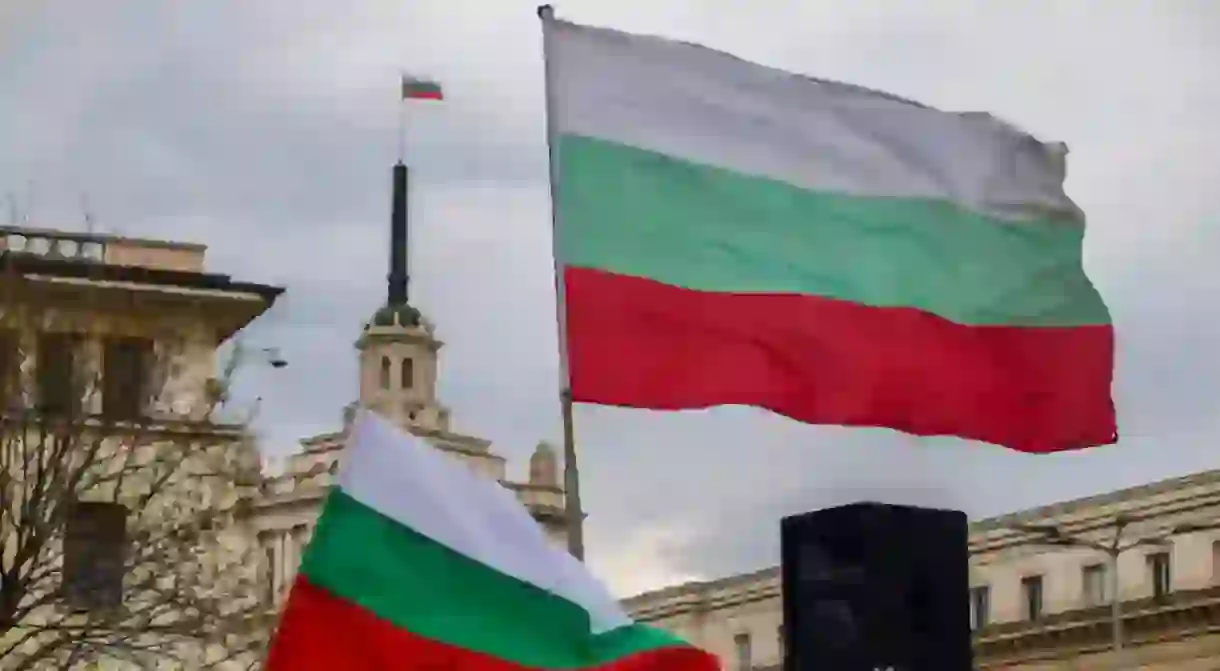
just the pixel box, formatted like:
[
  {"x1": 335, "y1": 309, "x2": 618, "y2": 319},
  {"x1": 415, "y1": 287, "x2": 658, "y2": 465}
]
[{"x1": 780, "y1": 503, "x2": 973, "y2": 671}]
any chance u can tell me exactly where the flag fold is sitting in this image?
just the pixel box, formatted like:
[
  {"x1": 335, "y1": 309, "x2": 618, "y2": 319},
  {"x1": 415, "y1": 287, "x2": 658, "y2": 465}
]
[{"x1": 266, "y1": 410, "x2": 719, "y2": 671}]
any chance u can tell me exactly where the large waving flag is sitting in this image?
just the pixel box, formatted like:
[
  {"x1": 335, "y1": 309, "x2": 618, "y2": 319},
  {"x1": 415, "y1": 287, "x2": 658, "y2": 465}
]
[
  {"x1": 265, "y1": 410, "x2": 719, "y2": 671},
  {"x1": 542, "y1": 15, "x2": 1115, "y2": 453}
]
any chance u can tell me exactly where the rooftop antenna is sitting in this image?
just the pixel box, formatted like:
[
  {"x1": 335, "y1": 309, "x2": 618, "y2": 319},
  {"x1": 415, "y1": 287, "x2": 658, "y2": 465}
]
[
  {"x1": 80, "y1": 193, "x2": 96, "y2": 235},
  {"x1": 21, "y1": 180, "x2": 34, "y2": 226},
  {"x1": 6, "y1": 193, "x2": 18, "y2": 226}
]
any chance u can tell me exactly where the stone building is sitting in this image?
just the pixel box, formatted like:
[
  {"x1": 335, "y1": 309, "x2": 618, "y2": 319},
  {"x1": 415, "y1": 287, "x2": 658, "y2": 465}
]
[
  {"x1": 0, "y1": 224, "x2": 282, "y2": 669},
  {"x1": 623, "y1": 470, "x2": 1220, "y2": 670},
  {"x1": 247, "y1": 300, "x2": 570, "y2": 608},
  {"x1": 247, "y1": 162, "x2": 570, "y2": 608},
  {"x1": 0, "y1": 219, "x2": 564, "y2": 666}
]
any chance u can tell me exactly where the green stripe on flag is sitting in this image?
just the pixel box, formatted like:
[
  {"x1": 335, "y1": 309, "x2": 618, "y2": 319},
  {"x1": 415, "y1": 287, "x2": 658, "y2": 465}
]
[
  {"x1": 299, "y1": 490, "x2": 688, "y2": 669},
  {"x1": 556, "y1": 134, "x2": 1109, "y2": 328},
  {"x1": 402, "y1": 78, "x2": 443, "y2": 100}
]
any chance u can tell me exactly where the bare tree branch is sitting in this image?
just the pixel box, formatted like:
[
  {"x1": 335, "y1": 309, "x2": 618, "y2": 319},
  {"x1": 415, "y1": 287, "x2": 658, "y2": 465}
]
[{"x1": 0, "y1": 276, "x2": 274, "y2": 670}]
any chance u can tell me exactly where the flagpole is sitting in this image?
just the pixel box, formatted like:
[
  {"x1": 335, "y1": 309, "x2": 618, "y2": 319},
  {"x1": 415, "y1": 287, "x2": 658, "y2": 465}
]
[
  {"x1": 538, "y1": 3, "x2": 586, "y2": 562},
  {"x1": 397, "y1": 72, "x2": 408, "y2": 163}
]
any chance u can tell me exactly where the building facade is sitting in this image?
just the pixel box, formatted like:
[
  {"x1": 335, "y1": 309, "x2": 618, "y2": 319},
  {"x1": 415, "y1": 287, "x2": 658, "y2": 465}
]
[
  {"x1": 0, "y1": 222, "x2": 564, "y2": 667},
  {"x1": 247, "y1": 161, "x2": 571, "y2": 610},
  {"x1": 0, "y1": 225, "x2": 282, "y2": 669},
  {"x1": 247, "y1": 288, "x2": 570, "y2": 609},
  {"x1": 623, "y1": 472, "x2": 1220, "y2": 670}
]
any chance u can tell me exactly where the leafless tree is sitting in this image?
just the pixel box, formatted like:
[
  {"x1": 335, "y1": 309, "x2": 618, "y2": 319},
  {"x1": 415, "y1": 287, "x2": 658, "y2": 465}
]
[{"x1": 0, "y1": 268, "x2": 275, "y2": 669}]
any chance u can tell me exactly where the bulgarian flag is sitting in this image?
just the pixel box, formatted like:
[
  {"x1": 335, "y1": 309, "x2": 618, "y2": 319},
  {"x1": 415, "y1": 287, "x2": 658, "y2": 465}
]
[
  {"x1": 543, "y1": 17, "x2": 1116, "y2": 453},
  {"x1": 265, "y1": 410, "x2": 718, "y2": 671},
  {"x1": 402, "y1": 75, "x2": 443, "y2": 100}
]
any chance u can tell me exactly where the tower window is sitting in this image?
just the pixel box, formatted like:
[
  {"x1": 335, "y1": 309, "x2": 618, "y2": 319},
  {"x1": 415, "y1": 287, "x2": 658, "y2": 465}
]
[
  {"x1": 401, "y1": 358, "x2": 414, "y2": 390},
  {"x1": 379, "y1": 356, "x2": 391, "y2": 389}
]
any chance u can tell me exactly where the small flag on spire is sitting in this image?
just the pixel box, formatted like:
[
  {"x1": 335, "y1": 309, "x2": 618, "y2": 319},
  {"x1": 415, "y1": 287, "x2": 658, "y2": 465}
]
[{"x1": 401, "y1": 75, "x2": 443, "y2": 101}]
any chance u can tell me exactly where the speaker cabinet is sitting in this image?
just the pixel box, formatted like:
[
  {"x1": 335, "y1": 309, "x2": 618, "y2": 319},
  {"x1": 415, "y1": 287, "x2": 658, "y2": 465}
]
[{"x1": 780, "y1": 503, "x2": 973, "y2": 671}]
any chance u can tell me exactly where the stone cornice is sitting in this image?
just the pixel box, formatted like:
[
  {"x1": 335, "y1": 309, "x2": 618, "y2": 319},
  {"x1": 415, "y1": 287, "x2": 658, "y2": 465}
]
[
  {"x1": 971, "y1": 470, "x2": 1220, "y2": 551},
  {"x1": 971, "y1": 491, "x2": 1220, "y2": 555},
  {"x1": 355, "y1": 326, "x2": 443, "y2": 351},
  {"x1": 523, "y1": 504, "x2": 566, "y2": 522},
  {"x1": 0, "y1": 224, "x2": 207, "y2": 252},
  {"x1": 296, "y1": 424, "x2": 493, "y2": 456},
  {"x1": 626, "y1": 567, "x2": 781, "y2": 620},
  {"x1": 248, "y1": 487, "x2": 325, "y2": 513},
  {"x1": 502, "y1": 481, "x2": 564, "y2": 495},
  {"x1": 625, "y1": 468, "x2": 1220, "y2": 609},
  {"x1": 973, "y1": 469, "x2": 1220, "y2": 532},
  {"x1": 298, "y1": 431, "x2": 342, "y2": 452},
  {"x1": 0, "y1": 413, "x2": 246, "y2": 440}
]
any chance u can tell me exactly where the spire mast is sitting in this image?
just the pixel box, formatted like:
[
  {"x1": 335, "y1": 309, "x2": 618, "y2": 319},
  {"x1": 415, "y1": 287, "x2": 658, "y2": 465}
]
[
  {"x1": 388, "y1": 163, "x2": 409, "y2": 306},
  {"x1": 387, "y1": 74, "x2": 445, "y2": 307}
]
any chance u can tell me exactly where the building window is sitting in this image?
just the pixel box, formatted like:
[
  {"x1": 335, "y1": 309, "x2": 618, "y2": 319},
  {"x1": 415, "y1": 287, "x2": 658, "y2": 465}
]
[
  {"x1": 1147, "y1": 552, "x2": 1171, "y2": 598},
  {"x1": 260, "y1": 533, "x2": 277, "y2": 605},
  {"x1": 379, "y1": 356, "x2": 391, "y2": 389},
  {"x1": 291, "y1": 524, "x2": 310, "y2": 583},
  {"x1": 63, "y1": 501, "x2": 127, "y2": 610},
  {"x1": 733, "y1": 632, "x2": 752, "y2": 671},
  {"x1": 1021, "y1": 575, "x2": 1043, "y2": 621},
  {"x1": 969, "y1": 585, "x2": 990, "y2": 630},
  {"x1": 37, "y1": 334, "x2": 80, "y2": 415},
  {"x1": 1082, "y1": 563, "x2": 1108, "y2": 606},
  {"x1": 102, "y1": 337, "x2": 152, "y2": 419},
  {"x1": 400, "y1": 357, "x2": 413, "y2": 389},
  {"x1": 0, "y1": 330, "x2": 18, "y2": 408}
]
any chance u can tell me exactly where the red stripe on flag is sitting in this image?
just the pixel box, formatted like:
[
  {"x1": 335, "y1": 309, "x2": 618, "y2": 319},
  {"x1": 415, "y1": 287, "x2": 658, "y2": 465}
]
[
  {"x1": 266, "y1": 577, "x2": 719, "y2": 671},
  {"x1": 564, "y1": 267, "x2": 1116, "y2": 453}
]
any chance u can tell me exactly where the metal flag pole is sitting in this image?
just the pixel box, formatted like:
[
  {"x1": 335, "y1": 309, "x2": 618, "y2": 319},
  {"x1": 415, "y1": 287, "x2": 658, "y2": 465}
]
[
  {"x1": 537, "y1": 3, "x2": 586, "y2": 562},
  {"x1": 397, "y1": 72, "x2": 408, "y2": 164}
]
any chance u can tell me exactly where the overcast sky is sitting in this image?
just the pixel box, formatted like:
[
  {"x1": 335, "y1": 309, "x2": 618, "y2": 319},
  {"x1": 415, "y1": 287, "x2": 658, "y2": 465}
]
[{"x1": 3, "y1": 1, "x2": 1218, "y2": 597}]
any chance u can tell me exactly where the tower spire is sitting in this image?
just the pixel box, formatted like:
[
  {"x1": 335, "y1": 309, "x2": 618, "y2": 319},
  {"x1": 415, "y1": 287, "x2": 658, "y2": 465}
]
[{"x1": 388, "y1": 162, "x2": 409, "y2": 305}]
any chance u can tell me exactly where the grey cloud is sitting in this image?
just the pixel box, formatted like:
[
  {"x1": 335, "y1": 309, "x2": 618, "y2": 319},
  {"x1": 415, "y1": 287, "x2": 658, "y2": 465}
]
[{"x1": 3, "y1": 0, "x2": 1218, "y2": 593}]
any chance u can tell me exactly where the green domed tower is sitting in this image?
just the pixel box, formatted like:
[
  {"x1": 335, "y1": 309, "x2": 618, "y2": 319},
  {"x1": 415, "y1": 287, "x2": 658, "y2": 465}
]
[{"x1": 354, "y1": 161, "x2": 452, "y2": 433}]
